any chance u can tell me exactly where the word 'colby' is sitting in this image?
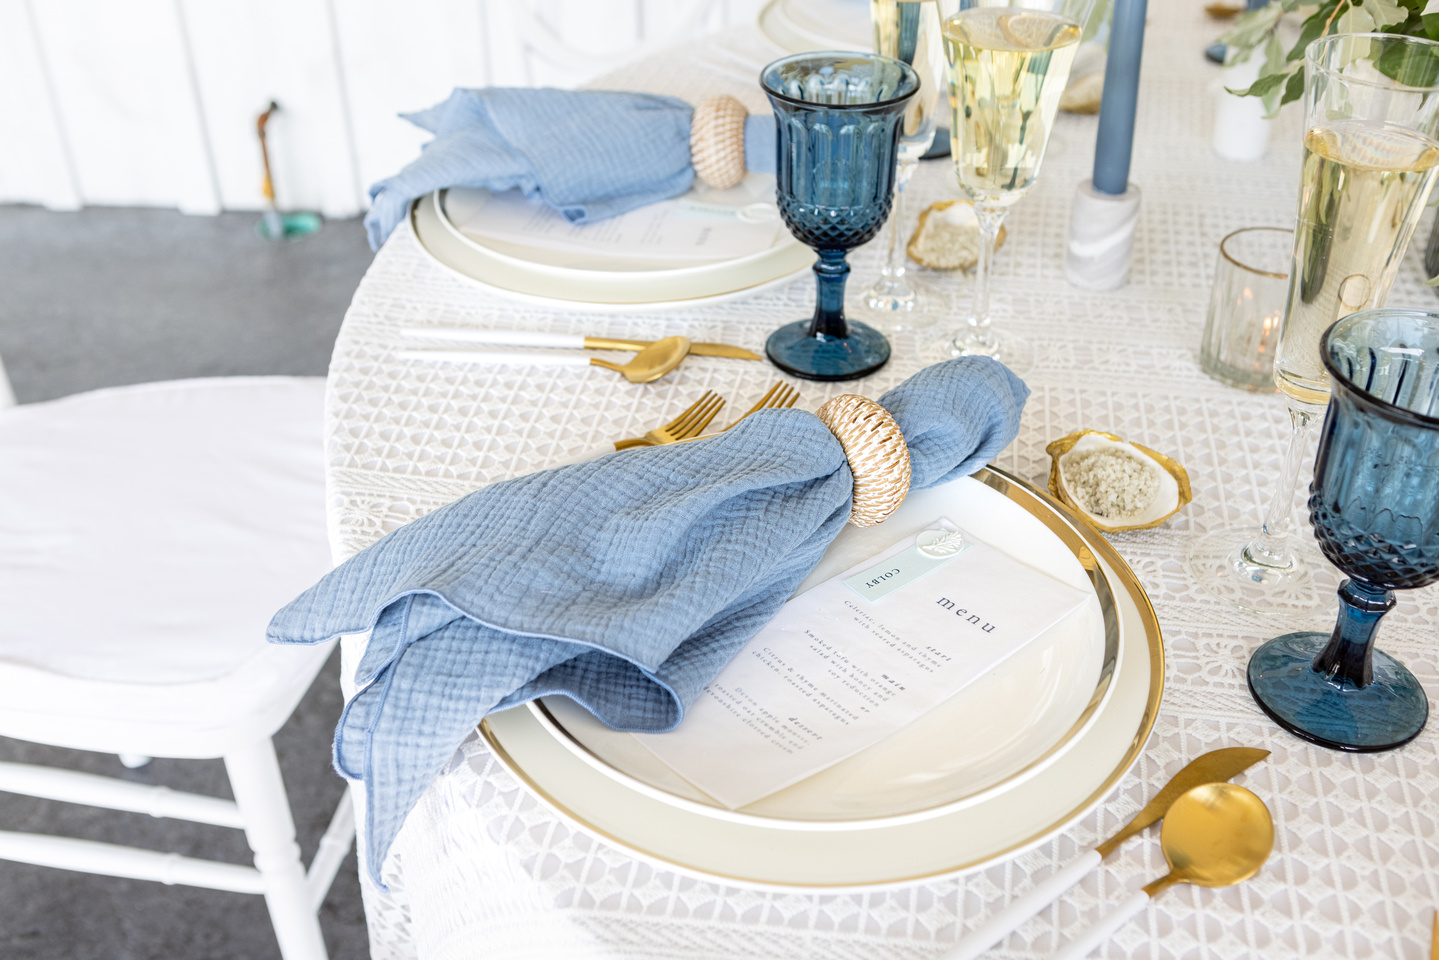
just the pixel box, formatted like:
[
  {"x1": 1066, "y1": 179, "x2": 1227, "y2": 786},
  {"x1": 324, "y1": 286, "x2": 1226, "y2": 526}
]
[{"x1": 935, "y1": 597, "x2": 996, "y2": 633}]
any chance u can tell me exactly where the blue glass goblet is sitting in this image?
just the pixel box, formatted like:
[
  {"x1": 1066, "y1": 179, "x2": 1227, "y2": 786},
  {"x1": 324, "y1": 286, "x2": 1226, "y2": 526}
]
[
  {"x1": 1248, "y1": 308, "x2": 1439, "y2": 751},
  {"x1": 760, "y1": 52, "x2": 919, "y2": 381}
]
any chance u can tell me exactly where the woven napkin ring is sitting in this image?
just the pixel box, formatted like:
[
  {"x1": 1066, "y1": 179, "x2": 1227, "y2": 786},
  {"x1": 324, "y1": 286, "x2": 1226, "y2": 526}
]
[
  {"x1": 815, "y1": 395, "x2": 913, "y2": 528},
  {"x1": 690, "y1": 95, "x2": 749, "y2": 190}
]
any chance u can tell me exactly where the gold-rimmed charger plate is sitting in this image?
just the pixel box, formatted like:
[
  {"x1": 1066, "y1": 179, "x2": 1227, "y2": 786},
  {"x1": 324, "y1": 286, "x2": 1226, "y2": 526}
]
[
  {"x1": 529, "y1": 467, "x2": 1120, "y2": 829},
  {"x1": 479, "y1": 468, "x2": 1164, "y2": 889},
  {"x1": 411, "y1": 185, "x2": 814, "y2": 311}
]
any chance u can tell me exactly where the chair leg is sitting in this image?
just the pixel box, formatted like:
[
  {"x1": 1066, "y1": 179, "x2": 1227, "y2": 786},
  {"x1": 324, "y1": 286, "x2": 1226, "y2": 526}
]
[{"x1": 225, "y1": 740, "x2": 328, "y2": 960}]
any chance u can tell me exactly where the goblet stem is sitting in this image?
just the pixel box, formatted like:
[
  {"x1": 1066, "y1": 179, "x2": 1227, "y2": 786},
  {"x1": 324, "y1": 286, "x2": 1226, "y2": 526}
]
[
  {"x1": 952, "y1": 203, "x2": 1007, "y2": 355},
  {"x1": 810, "y1": 249, "x2": 852, "y2": 339},
  {"x1": 1240, "y1": 397, "x2": 1323, "y2": 571},
  {"x1": 874, "y1": 160, "x2": 917, "y2": 294},
  {"x1": 1312, "y1": 579, "x2": 1396, "y2": 688}
]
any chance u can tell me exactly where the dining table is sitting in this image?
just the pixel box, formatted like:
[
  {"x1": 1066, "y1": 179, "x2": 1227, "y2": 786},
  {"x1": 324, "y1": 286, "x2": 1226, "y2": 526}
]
[{"x1": 322, "y1": 3, "x2": 1439, "y2": 958}]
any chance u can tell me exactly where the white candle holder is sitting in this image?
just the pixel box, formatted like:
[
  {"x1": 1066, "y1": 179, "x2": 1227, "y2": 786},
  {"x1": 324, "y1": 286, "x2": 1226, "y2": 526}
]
[{"x1": 1066, "y1": 179, "x2": 1141, "y2": 291}]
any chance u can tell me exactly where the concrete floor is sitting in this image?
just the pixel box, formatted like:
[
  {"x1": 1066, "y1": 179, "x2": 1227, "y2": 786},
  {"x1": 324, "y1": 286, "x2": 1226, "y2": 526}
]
[{"x1": 0, "y1": 204, "x2": 376, "y2": 959}]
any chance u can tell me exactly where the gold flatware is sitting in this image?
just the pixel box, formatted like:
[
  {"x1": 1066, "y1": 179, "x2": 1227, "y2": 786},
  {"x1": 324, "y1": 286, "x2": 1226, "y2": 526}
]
[
  {"x1": 1054, "y1": 783, "x2": 1274, "y2": 960},
  {"x1": 402, "y1": 327, "x2": 761, "y2": 361},
  {"x1": 1432, "y1": 910, "x2": 1438, "y2": 960},
  {"x1": 942, "y1": 746, "x2": 1269, "y2": 960},
  {"x1": 722, "y1": 382, "x2": 799, "y2": 430},
  {"x1": 399, "y1": 336, "x2": 692, "y2": 384},
  {"x1": 613, "y1": 391, "x2": 727, "y2": 450},
  {"x1": 588, "y1": 337, "x2": 760, "y2": 361},
  {"x1": 593, "y1": 337, "x2": 691, "y2": 383}
]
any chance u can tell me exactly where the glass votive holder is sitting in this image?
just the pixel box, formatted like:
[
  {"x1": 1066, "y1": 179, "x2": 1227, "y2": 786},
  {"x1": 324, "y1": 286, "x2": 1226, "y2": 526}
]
[{"x1": 1200, "y1": 226, "x2": 1291, "y2": 392}]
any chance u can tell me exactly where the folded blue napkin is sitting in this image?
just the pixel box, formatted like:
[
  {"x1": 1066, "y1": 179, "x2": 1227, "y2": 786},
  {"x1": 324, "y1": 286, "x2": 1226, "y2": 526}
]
[
  {"x1": 365, "y1": 88, "x2": 778, "y2": 250},
  {"x1": 268, "y1": 358, "x2": 1027, "y2": 885}
]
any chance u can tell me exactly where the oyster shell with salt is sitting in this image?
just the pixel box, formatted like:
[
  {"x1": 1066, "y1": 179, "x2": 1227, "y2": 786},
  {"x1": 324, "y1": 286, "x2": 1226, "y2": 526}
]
[{"x1": 1046, "y1": 431, "x2": 1192, "y2": 533}]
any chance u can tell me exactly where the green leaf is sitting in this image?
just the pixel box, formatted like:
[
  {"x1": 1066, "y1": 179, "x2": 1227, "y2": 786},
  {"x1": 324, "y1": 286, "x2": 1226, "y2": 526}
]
[
  {"x1": 1281, "y1": 66, "x2": 1307, "y2": 106},
  {"x1": 1421, "y1": 11, "x2": 1439, "y2": 37},
  {"x1": 1264, "y1": 32, "x2": 1286, "y2": 72},
  {"x1": 1216, "y1": 2, "x2": 1285, "y2": 55},
  {"x1": 1375, "y1": 37, "x2": 1439, "y2": 84},
  {"x1": 1337, "y1": 4, "x2": 1376, "y2": 31},
  {"x1": 1227, "y1": 71, "x2": 1291, "y2": 98},
  {"x1": 1288, "y1": 9, "x2": 1334, "y2": 61},
  {"x1": 1363, "y1": 0, "x2": 1409, "y2": 27}
]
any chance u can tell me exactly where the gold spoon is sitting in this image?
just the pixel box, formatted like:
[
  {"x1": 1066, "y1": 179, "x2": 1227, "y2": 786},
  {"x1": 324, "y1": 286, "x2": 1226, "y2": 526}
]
[
  {"x1": 397, "y1": 335, "x2": 691, "y2": 383},
  {"x1": 591, "y1": 336, "x2": 691, "y2": 383},
  {"x1": 1054, "y1": 782, "x2": 1275, "y2": 960}
]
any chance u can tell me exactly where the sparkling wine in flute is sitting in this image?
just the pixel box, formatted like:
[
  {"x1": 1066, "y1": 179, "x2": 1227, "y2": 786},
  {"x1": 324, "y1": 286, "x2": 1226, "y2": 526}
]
[
  {"x1": 943, "y1": 8, "x2": 1082, "y2": 205},
  {"x1": 1275, "y1": 121, "x2": 1439, "y2": 405},
  {"x1": 872, "y1": 0, "x2": 945, "y2": 162}
]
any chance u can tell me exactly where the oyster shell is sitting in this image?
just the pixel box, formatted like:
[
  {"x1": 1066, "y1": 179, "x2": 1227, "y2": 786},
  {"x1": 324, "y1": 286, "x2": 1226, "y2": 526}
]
[
  {"x1": 1046, "y1": 430, "x2": 1192, "y2": 533},
  {"x1": 906, "y1": 200, "x2": 1008, "y2": 271}
]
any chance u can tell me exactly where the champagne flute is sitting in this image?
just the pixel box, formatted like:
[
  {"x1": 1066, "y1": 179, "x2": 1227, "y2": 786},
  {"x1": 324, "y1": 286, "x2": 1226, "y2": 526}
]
[
  {"x1": 857, "y1": 0, "x2": 955, "y2": 330},
  {"x1": 1188, "y1": 33, "x2": 1439, "y2": 618},
  {"x1": 937, "y1": 0, "x2": 1094, "y2": 375}
]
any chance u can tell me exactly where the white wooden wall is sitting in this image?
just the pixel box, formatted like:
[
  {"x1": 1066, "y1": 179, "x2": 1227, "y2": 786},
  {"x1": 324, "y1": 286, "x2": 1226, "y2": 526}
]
[{"x1": 0, "y1": 0, "x2": 763, "y2": 218}]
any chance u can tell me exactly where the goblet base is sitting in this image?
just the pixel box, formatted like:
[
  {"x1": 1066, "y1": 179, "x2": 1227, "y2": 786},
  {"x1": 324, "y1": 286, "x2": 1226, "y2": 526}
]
[
  {"x1": 925, "y1": 328, "x2": 1034, "y2": 376},
  {"x1": 1186, "y1": 526, "x2": 1341, "y2": 619},
  {"x1": 854, "y1": 275, "x2": 946, "y2": 335},
  {"x1": 765, "y1": 319, "x2": 891, "y2": 382},
  {"x1": 1248, "y1": 631, "x2": 1429, "y2": 751}
]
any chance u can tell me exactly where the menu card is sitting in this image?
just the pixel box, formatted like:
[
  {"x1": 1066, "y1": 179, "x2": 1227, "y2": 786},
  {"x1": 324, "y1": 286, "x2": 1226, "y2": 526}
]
[
  {"x1": 446, "y1": 176, "x2": 784, "y2": 262},
  {"x1": 634, "y1": 520, "x2": 1091, "y2": 809}
]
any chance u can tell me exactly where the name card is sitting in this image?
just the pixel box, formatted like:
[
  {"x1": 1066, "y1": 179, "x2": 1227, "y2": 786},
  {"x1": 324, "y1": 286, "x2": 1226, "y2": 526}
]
[{"x1": 634, "y1": 520, "x2": 1091, "y2": 809}]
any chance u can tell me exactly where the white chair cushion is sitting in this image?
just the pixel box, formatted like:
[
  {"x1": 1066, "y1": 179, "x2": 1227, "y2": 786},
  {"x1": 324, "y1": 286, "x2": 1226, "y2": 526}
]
[{"x1": 0, "y1": 377, "x2": 337, "y2": 755}]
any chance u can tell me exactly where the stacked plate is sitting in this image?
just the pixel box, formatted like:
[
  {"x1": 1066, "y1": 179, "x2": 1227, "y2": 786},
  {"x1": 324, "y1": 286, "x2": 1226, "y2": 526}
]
[
  {"x1": 758, "y1": 0, "x2": 871, "y2": 54},
  {"x1": 482, "y1": 468, "x2": 1164, "y2": 890},
  {"x1": 410, "y1": 177, "x2": 814, "y2": 311}
]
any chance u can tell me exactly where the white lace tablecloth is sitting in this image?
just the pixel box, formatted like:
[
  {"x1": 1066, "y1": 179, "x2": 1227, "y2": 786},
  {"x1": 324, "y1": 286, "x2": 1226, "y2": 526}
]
[{"x1": 326, "y1": 6, "x2": 1439, "y2": 958}]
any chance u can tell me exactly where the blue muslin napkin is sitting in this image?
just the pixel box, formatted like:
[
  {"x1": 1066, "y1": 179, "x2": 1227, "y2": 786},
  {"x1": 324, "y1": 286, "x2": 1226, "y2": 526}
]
[
  {"x1": 268, "y1": 358, "x2": 1028, "y2": 885},
  {"x1": 365, "y1": 88, "x2": 778, "y2": 250}
]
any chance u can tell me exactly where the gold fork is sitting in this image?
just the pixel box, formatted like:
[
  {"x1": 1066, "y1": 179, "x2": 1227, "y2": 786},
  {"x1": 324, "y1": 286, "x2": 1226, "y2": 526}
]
[
  {"x1": 721, "y1": 382, "x2": 799, "y2": 431},
  {"x1": 671, "y1": 382, "x2": 801, "y2": 445},
  {"x1": 612, "y1": 391, "x2": 727, "y2": 450}
]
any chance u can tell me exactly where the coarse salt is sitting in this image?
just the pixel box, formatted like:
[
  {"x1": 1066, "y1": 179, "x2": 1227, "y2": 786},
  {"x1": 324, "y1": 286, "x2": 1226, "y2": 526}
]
[{"x1": 1062, "y1": 448, "x2": 1160, "y2": 520}]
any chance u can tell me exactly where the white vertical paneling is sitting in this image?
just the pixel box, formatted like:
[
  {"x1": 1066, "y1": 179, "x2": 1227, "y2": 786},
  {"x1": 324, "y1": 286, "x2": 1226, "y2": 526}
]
[
  {"x1": 27, "y1": 0, "x2": 220, "y2": 213},
  {"x1": 181, "y1": 0, "x2": 362, "y2": 217},
  {"x1": 331, "y1": 0, "x2": 491, "y2": 200},
  {"x1": 0, "y1": 0, "x2": 81, "y2": 209},
  {"x1": 0, "y1": 0, "x2": 761, "y2": 215}
]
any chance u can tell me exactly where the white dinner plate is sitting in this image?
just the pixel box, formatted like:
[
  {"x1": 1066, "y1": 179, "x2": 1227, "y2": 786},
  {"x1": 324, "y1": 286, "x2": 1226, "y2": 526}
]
[
  {"x1": 480, "y1": 468, "x2": 1164, "y2": 890},
  {"x1": 758, "y1": 0, "x2": 871, "y2": 54},
  {"x1": 530, "y1": 469, "x2": 1120, "y2": 830},
  {"x1": 410, "y1": 183, "x2": 814, "y2": 311}
]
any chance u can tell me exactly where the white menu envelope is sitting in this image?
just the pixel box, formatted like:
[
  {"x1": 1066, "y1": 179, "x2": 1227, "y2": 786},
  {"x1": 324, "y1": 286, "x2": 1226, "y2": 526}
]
[{"x1": 634, "y1": 520, "x2": 1092, "y2": 809}]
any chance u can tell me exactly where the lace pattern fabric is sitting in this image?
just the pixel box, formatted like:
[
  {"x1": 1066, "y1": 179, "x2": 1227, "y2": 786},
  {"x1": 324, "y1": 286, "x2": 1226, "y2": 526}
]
[{"x1": 330, "y1": 7, "x2": 1439, "y2": 957}]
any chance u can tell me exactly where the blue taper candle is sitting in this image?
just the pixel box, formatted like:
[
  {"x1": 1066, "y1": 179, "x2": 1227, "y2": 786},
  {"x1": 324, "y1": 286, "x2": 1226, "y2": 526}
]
[{"x1": 1092, "y1": 0, "x2": 1148, "y2": 196}]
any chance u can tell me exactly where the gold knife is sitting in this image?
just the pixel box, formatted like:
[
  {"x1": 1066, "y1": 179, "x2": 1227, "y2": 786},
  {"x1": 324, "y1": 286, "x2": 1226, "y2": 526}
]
[
  {"x1": 941, "y1": 747, "x2": 1270, "y2": 960},
  {"x1": 583, "y1": 337, "x2": 760, "y2": 360},
  {"x1": 402, "y1": 327, "x2": 761, "y2": 361}
]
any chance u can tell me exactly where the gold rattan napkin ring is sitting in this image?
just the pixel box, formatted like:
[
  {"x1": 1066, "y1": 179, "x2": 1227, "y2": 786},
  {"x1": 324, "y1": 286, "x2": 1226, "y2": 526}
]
[
  {"x1": 690, "y1": 95, "x2": 748, "y2": 190},
  {"x1": 815, "y1": 395, "x2": 912, "y2": 527}
]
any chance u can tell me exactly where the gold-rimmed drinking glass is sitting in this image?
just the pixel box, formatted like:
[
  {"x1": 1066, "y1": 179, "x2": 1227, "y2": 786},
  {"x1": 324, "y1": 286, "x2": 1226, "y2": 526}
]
[
  {"x1": 935, "y1": 0, "x2": 1095, "y2": 375},
  {"x1": 1200, "y1": 226, "x2": 1291, "y2": 392}
]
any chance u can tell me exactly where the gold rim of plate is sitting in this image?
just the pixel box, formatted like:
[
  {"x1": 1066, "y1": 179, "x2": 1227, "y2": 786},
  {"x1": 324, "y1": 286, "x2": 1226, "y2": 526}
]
[
  {"x1": 478, "y1": 466, "x2": 1166, "y2": 888},
  {"x1": 529, "y1": 464, "x2": 1122, "y2": 828}
]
